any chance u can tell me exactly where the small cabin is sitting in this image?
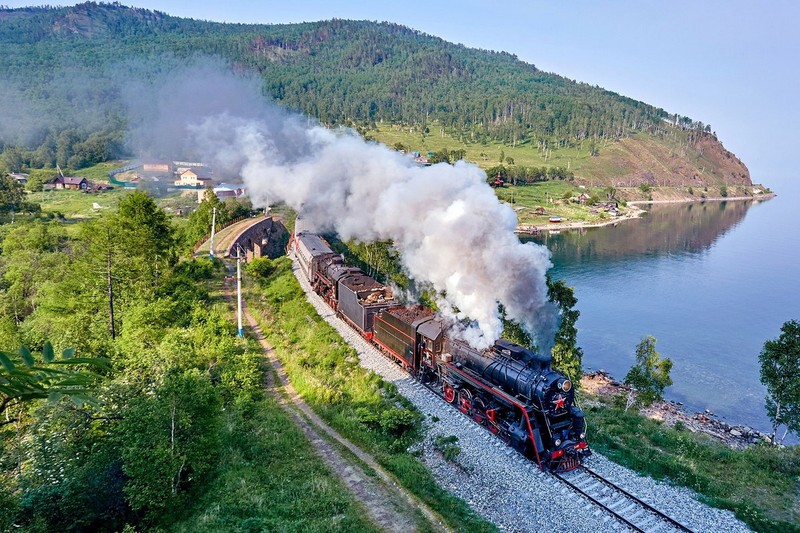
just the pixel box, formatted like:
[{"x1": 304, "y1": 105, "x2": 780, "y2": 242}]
[{"x1": 50, "y1": 176, "x2": 88, "y2": 190}]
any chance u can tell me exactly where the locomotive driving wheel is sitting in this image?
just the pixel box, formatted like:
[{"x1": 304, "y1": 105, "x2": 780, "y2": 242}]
[
  {"x1": 457, "y1": 388, "x2": 473, "y2": 415},
  {"x1": 443, "y1": 383, "x2": 456, "y2": 403},
  {"x1": 471, "y1": 397, "x2": 487, "y2": 425}
]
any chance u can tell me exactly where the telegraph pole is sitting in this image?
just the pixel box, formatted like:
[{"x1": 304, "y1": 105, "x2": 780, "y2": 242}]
[
  {"x1": 237, "y1": 246, "x2": 243, "y2": 338},
  {"x1": 209, "y1": 207, "x2": 217, "y2": 260}
]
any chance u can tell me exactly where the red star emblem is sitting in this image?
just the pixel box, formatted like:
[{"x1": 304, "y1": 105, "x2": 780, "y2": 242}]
[{"x1": 552, "y1": 394, "x2": 566, "y2": 410}]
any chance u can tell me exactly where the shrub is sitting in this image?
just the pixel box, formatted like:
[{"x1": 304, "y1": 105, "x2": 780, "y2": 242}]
[
  {"x1": 687, "y1": 186, "x2": 694, "y2": 195},
  {"x1": 355, "y1": 407, "x2": 381, "y2": 430},
  {"x1": 720, "y1": 185, "x2": 728, "y2": 197},
  {"x1": 246, "y1": 257, "x2": 274, "y2": 279},
  {"x1": 433, "y1": 435, "x2": 461, "y2": 462},
  {"x1": 639, "y1": 183, "x2": 652, "y2": 194},
  {"x1": 379, "y1": 407, "x2": 415, "y2": 437}
]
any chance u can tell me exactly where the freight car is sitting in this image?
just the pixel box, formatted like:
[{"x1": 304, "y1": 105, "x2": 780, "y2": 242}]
[{"x1": 290, "y1": 230, "x2": 590, "y2": 472}]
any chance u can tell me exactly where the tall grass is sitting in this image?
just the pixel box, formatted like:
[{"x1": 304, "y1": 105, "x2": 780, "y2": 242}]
[{"x1": 170, "y1": 383, "x2": 380, "y2": 533}]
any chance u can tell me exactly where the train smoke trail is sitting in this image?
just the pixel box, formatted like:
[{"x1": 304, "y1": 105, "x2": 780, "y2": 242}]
[{"x1": 169, "y1": 67, "x2": 557, "y2": 350}]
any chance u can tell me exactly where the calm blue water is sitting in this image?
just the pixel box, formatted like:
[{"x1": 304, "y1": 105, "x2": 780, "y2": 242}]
[{"x1": 526, "y1": 181, "x2": 800, "y2": 435}]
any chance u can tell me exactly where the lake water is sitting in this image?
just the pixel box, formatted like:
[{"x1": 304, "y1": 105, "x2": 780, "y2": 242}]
[{"x1": 525, "y1": 181, "x2": 800, "y2": 436}]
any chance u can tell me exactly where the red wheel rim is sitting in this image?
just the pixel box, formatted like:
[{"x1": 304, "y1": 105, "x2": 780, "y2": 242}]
[
  {"x1": 458, "y1": 390, "x2": 472, "y2": 414},
  {"x1": 443, "y1": 385, "x2": 455, "y2": 403}
]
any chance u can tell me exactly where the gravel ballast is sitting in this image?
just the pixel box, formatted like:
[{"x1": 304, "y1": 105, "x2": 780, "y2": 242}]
[{"x1": 291, "y1": 260, "x2": 750, "y2": 532}]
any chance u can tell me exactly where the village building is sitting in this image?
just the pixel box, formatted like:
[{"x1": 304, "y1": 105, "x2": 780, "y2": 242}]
[
  {"x1": 196, "y1": 183, "x2": 247, "y2": 203},
  {"x1": 142, "y1": 161, "x2": 172, "y2": 173},
  {"x1": 174, "y1": 166, "x2": 213, "y2": 188},
  {"x1": 7, "y1": 173, "x2": 29, "y2": 184},
  {"x1": 49, "y1": 176, "x2": 89, "y2": 190}
]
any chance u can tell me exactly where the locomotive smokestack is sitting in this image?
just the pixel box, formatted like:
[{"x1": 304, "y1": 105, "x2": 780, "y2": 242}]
[{"x1": 152, "y1": 64, "x2": 557, "y2": 350}]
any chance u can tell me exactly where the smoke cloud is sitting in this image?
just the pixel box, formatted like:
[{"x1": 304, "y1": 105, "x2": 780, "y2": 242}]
[
  {"x1": 177, "y1": 80, "x2": 555, "y2": 350},
  {"x1": 120, "y1": 60, "x2": 557, "y2": 350}
]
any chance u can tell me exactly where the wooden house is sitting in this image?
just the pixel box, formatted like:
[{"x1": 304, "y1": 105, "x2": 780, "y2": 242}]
[{"x1": 50, "y1": 176, "x2": 88, "y2": 190}]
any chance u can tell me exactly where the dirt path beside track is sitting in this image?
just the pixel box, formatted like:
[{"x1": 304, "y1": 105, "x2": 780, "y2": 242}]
[{"x1": 222, "y1": 270, "x2": 450, "y2": 533}]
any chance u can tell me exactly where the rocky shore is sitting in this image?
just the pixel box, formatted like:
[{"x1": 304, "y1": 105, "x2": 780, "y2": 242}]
[{"x1": 581, "y1": 371, "x2": 775, "y2": 449}]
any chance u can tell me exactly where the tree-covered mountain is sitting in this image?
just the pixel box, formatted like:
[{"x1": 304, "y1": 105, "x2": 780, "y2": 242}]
[{"x1": 0, "y1": 2, "x2": 750, "y2": 186}]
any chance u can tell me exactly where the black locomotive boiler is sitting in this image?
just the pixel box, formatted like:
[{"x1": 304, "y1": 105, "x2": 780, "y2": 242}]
[{"x1": 291, "y1": 229, "x2": 590, "y2": 472}]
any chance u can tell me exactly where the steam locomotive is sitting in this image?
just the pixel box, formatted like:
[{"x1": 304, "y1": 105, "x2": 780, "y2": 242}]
[{"x1": 291, "y1": 229, "x2": 590, "y2": 472}]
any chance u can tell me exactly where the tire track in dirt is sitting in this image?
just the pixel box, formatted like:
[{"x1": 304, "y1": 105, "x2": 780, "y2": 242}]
[{"x1": 222, "y1": 270, "x2": 451, "y2": 533}]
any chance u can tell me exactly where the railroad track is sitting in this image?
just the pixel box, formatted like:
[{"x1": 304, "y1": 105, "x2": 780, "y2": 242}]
[{"x1": 555, "y1": 466, "x2": 694, "y2": 532}]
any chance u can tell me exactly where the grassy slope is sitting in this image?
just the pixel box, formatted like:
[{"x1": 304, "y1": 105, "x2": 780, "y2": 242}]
[
  {"x1": 369, "y1": 122, "x2": 591, "y2": 171},
  {"x1": 171, "y1": 389, "x2": 380, "y2": 533},
  {"x1": 368, "y1": 125, "x2": 747, "y2": 188}
]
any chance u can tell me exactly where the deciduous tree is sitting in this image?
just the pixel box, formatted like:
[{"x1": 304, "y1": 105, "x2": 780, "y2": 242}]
[
  {"x1": 624, "y1": 336, "x2": 673, "y2": 410},
  {"x1": 0, "y1": 342, "x2": 107, "y2": 422},
  {"x1": 118, "y1": 369, "x2": 221, "y2": 516},
  {"x1": 547, "y1": 277, "x2": 583, "y2": 382},
  {"x1": 759, "y1": 319, "x2": 800, "y2": 443}
]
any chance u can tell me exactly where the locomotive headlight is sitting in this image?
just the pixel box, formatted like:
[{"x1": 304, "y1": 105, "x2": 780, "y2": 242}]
[
  {"x1": 580, "y1": 433, "x2": 586, "y2": 440},
  {"x1": 560, "y1": 379, "x2": 572, "y2": 392},
  {"x1": 555, "y1": 439, "x2": 562, "y2": 447}
]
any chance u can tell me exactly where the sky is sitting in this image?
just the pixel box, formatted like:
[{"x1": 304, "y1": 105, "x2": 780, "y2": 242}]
[{"x1": 6, "y1": 0, "x2": 798, "y2": 188}]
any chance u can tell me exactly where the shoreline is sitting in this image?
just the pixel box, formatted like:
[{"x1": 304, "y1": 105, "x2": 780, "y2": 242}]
[
  {"x1": 581, "y1": 371, "x2": 777, "y2": 449},
  {"x1": 517, "y1": 192, "x2": 776, "y2": 234},
  {"x1": 628, "y1": 192, "x2": 776, "y2": 205}
]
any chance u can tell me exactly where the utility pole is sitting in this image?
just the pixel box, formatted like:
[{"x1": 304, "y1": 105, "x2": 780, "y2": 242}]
[
  {"x1": 237, "y1": 246, "x2": 243, "y2": 338},
  {"x1": 209, "y1": 207, "x2": 217, "y2": 260},
  {"x1": 107, "y1": 245, "x2": 115, "y2": 340}
]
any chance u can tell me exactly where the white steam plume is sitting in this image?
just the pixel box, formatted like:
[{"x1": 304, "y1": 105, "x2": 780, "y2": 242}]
[{"x1": 192, "y1": 110, "x2": 556, "y2": 350}]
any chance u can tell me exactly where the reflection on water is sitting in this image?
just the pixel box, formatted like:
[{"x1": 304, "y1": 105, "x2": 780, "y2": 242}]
[
  {"x1": 525, "y1": 200, "x2": 755, "y2": 265},
  {"x1": 524, "y1": 192, "x2": 800, "y2": 439}
]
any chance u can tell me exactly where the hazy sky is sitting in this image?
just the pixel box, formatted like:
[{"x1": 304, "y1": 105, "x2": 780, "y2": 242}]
[{"x1": 6, "y1": 0, "x2": 798, "y2": 187}]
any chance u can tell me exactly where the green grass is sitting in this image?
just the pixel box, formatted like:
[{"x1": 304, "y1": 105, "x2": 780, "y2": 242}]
[
  {"x1": 368, "y1": 122, "x2": 594, "y2": 171},
  {"x1": 494, "y1": 182, "x2": 617, "y2": 225},
  {"x1": 23, "y1": 159, "x2": 197, "y2": 226},
  {"x1": 28, "y1": 188, "x2": 128, "y2": 219},
  {"x1": 245, "y1": 257, "x2": 496, "y2": 533},
  {"x1": 367, "y1": 125, "x2": 628, "y2": 225},
  {"x1": 585, "y1": 401, "x2": 800, "y2": 532},
  {"x1": 169, "y1": 391, "x2": 379, "y2": 533}
]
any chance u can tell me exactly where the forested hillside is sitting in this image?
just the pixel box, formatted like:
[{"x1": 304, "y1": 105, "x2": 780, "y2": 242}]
[{"x1": 0, "y1": 2, "x2": 749, "y2": 186}]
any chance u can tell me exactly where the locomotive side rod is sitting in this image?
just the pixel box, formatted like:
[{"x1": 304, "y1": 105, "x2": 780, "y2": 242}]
[{"x1": 555, "y1": 466, "x2": 694, "y2": 533}]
